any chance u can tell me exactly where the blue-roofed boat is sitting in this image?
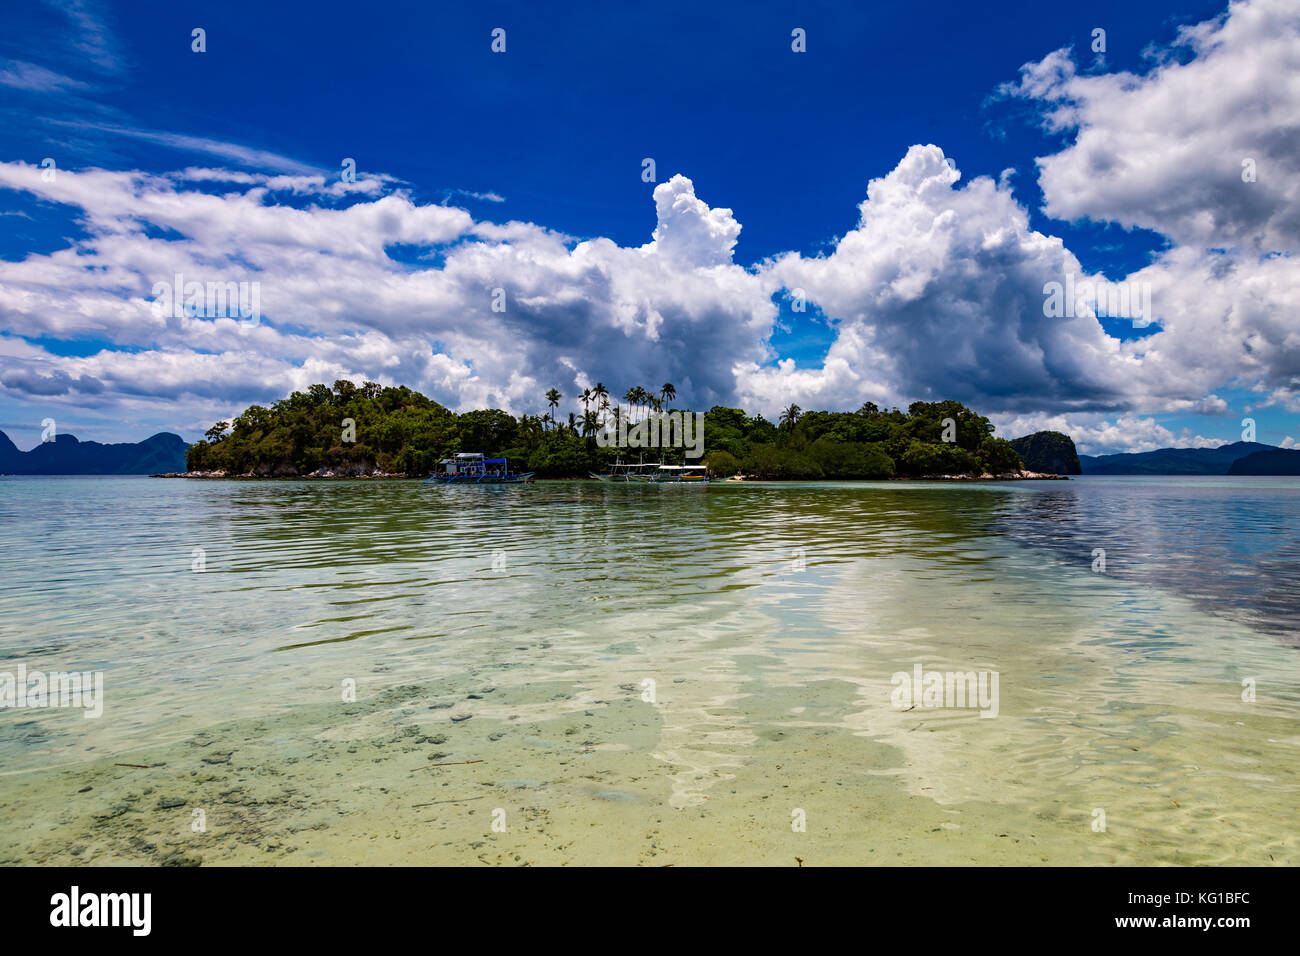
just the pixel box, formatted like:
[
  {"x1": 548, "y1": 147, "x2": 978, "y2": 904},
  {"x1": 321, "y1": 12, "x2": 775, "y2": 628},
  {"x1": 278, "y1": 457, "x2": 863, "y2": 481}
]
[{"x1": 425, "y1": 452, "x2": 534, "y2": 484}]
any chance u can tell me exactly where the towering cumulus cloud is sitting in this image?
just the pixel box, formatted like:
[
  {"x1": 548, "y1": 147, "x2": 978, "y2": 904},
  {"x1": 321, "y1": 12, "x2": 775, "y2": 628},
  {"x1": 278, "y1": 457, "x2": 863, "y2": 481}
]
[
  {"x1": 0, "y1": 164, "x2": 775, "y2": 430},
  {"x1": 644, "y1": 174, "x2": 743, "y2": 267},
  {"x1": 743, "y1": 0, "x2": 1300, "y2": 446},
  {"x1": 998, "y1": 0, "x2": 1300, "y2": 422},
  {"x1": 1013, "y1": 0, "x2": 1300, "y2": 252},
  {"x1": 745, "y1": 145, "x2": 1134, "y2": 415}
]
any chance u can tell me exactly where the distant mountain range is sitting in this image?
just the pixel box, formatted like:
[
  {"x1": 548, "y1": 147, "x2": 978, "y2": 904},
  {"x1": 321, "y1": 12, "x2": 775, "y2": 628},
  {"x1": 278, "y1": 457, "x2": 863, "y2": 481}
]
[
  {"x1": 1226, "y1": 448, "x2": 1300, "y2": 475},
  {"x1": 986, "y1": 432, "x2": 1300, "y2": 477},
  {"x1": 0, "y1": 430, "x2": 189, "y2": 475},
  {"x1": 1079, "y1": 441, "x2": 1300, "y2": 475}
]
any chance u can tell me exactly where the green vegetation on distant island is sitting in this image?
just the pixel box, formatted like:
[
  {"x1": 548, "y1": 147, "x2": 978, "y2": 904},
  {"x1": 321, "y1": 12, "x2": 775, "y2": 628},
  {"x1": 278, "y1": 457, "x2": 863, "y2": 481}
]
[
  {"x1": 186, "y1": 381, "x2": 1043, "y2": 479},
  {"x1": 1009, "y1": 431, "x2": 1082, "y2": 475}
]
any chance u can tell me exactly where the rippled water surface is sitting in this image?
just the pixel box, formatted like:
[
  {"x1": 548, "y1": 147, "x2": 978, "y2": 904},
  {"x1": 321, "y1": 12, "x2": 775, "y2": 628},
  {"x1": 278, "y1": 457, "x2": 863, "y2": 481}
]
[{"x1": 0, "y1": 475, "x2": 1296, "y2": 865}]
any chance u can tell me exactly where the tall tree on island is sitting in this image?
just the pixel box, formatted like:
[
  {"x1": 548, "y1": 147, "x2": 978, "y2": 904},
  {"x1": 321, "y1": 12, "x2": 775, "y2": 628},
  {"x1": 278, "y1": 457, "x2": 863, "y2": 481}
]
[
  {"x1": 579, "y1": 388, "x2": 593, "y2": 434},
  {"x1": 545, "y1": 388, "x2": 562, "y2": 430}
]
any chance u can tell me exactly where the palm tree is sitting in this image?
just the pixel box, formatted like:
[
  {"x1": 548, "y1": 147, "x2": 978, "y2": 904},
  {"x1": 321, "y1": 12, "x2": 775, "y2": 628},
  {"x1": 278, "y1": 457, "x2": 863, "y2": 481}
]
[
  {"x1": 583, "y1": 410, "x2": 599, "y2": 437},
  {"x1": 545, "y1": 388, "x2": 561, "y2": 430},
  {"x1": 779, "y1": 404, "x2": 802, "y2": 430},
  {"x1": 580, "y1": 388, "x2": 592, "y2": 431},
  {"x1": 567, "y1": 412, "x2": 578, "y2": 435},
  {"x1": 623, "y1": 387, "x2": 638, "y2": 422},
  {"x1": 520, "y1": 414, "x2": 543, "y2": 440},
  {"x1": 660, "y1": 382, "x2": 676, "y2": 407}
]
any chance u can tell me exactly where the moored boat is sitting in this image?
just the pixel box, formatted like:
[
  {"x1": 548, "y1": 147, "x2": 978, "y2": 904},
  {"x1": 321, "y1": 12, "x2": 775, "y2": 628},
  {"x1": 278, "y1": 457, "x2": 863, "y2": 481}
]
[
  {"x1": 425, "y1": 453, "x2": 534, "y2": 484},
  {"x1": 648, "y1": 464, "x2": 710, "y2": 483},
  {"x1": 589, "y1": 460, "x2": 660, "y2": 482}
]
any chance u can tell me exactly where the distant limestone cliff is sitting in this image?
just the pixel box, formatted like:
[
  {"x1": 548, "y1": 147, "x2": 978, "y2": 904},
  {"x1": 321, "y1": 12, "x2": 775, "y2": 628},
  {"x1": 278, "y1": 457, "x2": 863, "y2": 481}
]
[
  {"x1": 0, "y1": 430, "x2": 189, "y2": 475},
  {"x1": 1008, "y1": 431, "x2": 1082, "y2": 475}
]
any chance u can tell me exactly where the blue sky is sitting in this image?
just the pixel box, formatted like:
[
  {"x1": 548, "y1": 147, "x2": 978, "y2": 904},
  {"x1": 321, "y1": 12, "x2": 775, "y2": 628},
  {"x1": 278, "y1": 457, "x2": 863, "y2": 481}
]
[{"x1": 1, "y1": 0, "x2": 1297, "y2": 453}]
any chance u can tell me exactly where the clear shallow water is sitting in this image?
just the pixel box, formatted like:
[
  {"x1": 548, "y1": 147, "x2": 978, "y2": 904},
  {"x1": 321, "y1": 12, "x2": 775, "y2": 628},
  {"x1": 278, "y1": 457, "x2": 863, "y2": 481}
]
[
  {"x1": 994, "y1": 476, "x2": 1300, "y2": 641},
  {"x1": 0, "y1": 475, "x2": 1296, "y2": 865}
]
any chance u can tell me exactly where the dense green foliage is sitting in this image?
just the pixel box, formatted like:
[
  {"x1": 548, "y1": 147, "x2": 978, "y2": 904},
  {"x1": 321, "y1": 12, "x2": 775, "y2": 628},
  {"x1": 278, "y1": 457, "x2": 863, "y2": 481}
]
[
  {"x1": 188, "y1": 383, "x2": 1027, "y2": 479},
  {"x1": 703, "y1": 400, "x2": 1021, "y2": 479},
  {"x1": 1008, "y1": 431, "x2": 1082, "y2": 475},
  {"x1": 187, "y1": 380, "x2": 666, "y2": 478}
]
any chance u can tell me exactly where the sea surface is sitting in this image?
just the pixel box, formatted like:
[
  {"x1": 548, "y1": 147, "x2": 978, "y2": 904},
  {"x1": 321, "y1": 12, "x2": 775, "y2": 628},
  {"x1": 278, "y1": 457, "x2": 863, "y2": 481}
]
[{"x1": 0, "y1": 475, "x2": 1296, "y2": 865}]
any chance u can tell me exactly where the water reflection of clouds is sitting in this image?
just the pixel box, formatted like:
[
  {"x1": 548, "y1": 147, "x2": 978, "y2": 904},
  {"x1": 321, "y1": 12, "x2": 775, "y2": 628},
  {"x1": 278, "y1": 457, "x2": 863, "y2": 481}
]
[{"x1": 992, "y1": 478, "x2": 1300, "y2": 641}]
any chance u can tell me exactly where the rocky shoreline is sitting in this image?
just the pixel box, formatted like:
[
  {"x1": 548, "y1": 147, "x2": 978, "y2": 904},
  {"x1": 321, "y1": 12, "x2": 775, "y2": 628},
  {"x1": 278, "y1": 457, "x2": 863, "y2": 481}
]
[{"x1": 915, "y1": 470, "x2": 1068, "y2": 481}]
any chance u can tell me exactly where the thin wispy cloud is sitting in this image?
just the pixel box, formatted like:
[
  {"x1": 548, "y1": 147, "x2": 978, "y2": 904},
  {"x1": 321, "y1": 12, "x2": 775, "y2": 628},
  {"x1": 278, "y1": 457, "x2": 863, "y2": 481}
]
[
  {"x1": 444, "y1": 188, "x2": 507, "y2": 204},
  {"x1": 0, "y1": 59, "x2": 93, "y2": 93},
  {"x1": 49, "y1": 122, "x2": 325, "y2": 176},
  {"x1": 44, "y1": 0, "x2": 124, "y2": 76}
]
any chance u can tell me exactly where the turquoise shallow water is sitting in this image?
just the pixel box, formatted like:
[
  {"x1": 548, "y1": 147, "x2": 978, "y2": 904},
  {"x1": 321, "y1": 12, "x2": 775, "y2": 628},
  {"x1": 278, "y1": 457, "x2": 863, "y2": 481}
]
[{"x1": 0, "y1": 475, "x2": 1296, "y2": 865}]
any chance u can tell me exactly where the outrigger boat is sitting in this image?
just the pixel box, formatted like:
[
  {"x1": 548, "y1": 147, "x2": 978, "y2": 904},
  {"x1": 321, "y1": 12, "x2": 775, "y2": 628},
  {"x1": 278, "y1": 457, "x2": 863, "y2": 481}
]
[
  {"x1": 648, "y1": 464, "x2": 710, "y2": 483},
  {"x1": 589, "y1": 460, "x2": 660, "y2": 482},
  {"x1": 425, "y1": 452, "x2": 534, "y2": 484}
]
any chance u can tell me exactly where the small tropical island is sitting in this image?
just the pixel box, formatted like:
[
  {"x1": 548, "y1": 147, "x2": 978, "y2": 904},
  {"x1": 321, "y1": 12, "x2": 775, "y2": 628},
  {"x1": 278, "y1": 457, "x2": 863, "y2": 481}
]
[{"x1": 172, "y1": 380, "x2": 1078, "y2": 480}]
